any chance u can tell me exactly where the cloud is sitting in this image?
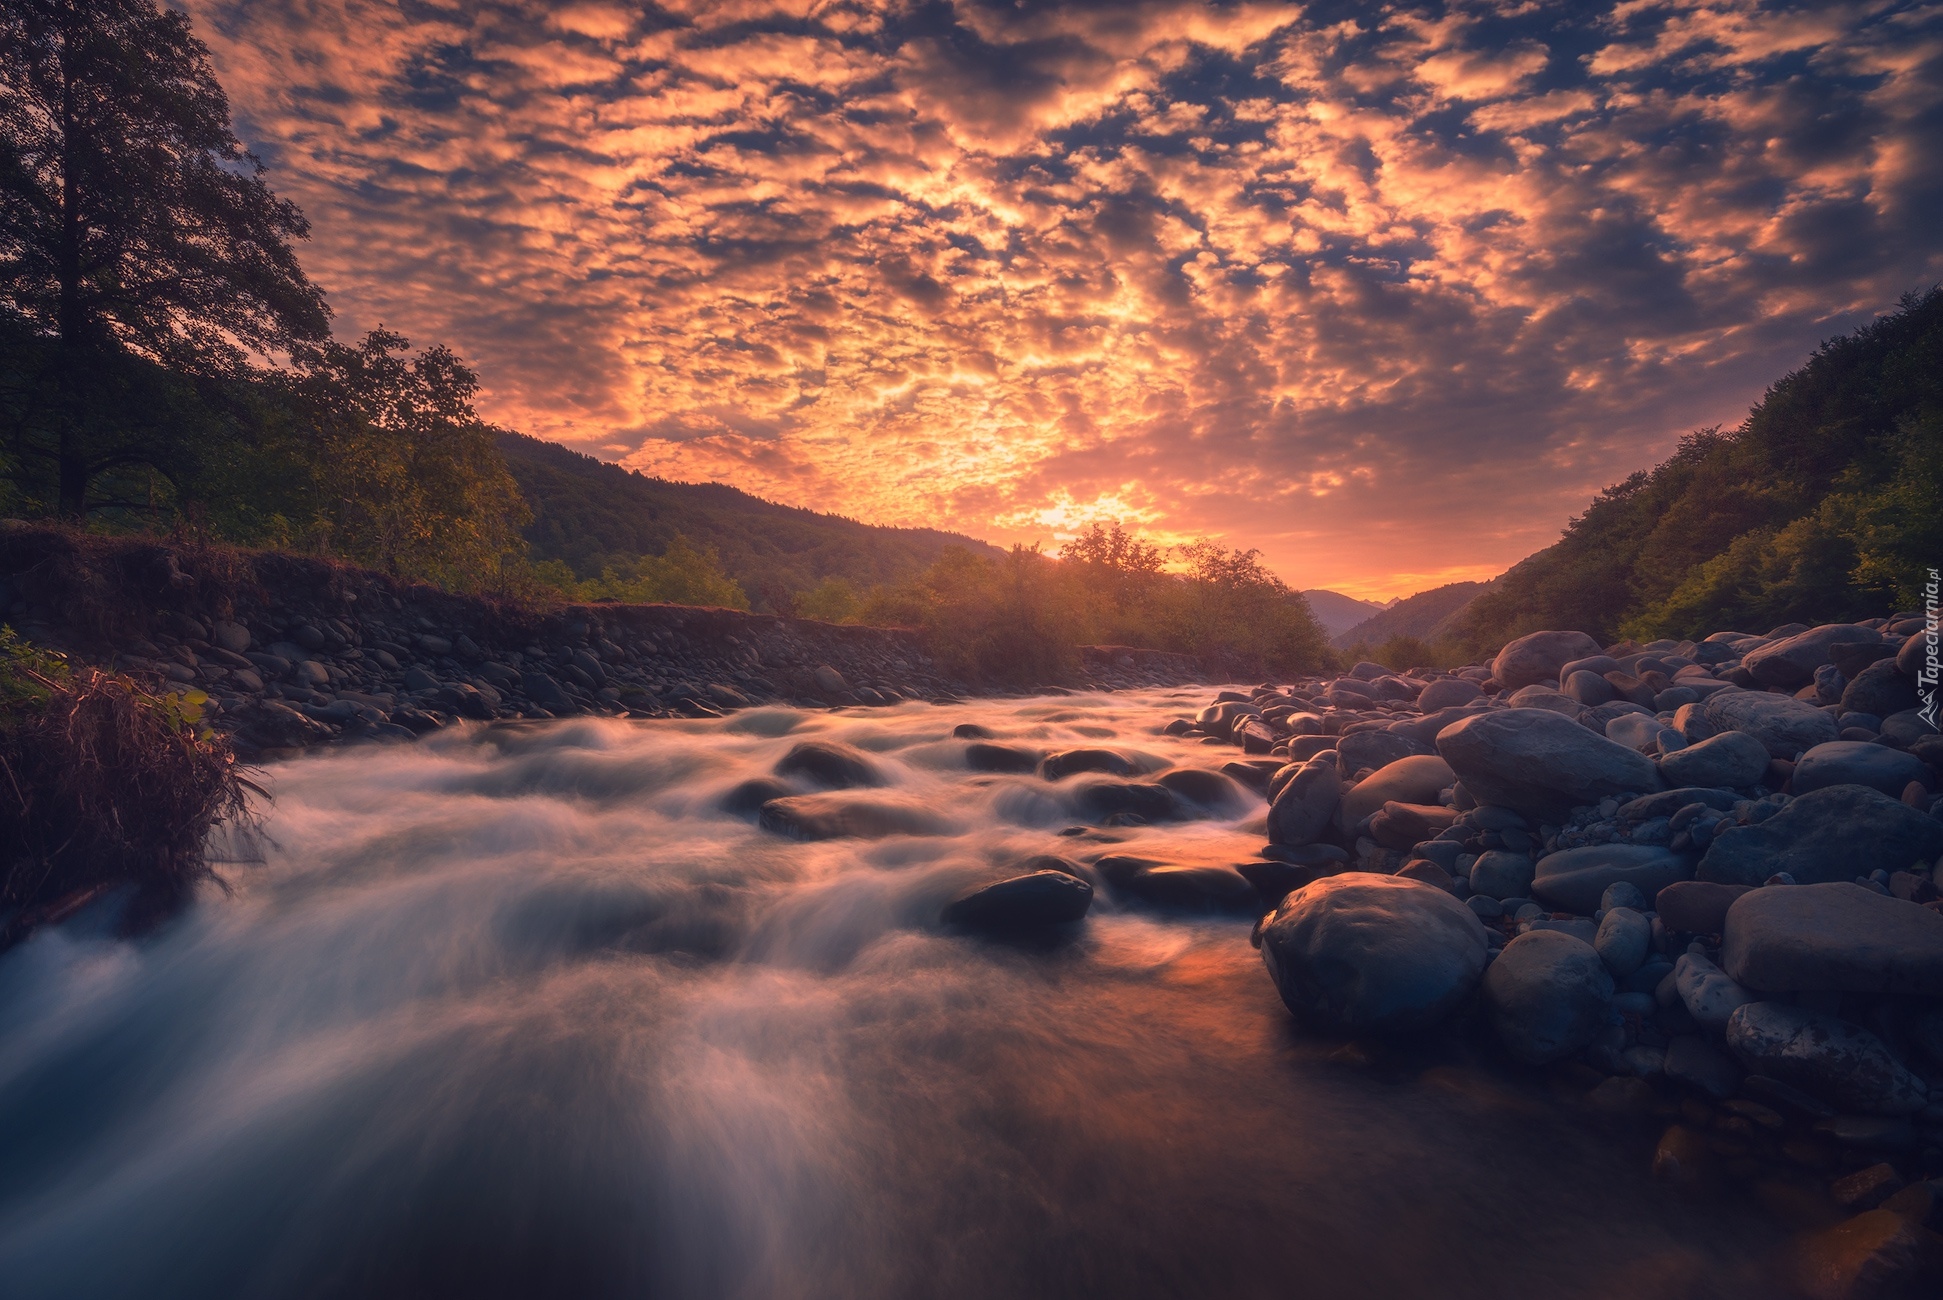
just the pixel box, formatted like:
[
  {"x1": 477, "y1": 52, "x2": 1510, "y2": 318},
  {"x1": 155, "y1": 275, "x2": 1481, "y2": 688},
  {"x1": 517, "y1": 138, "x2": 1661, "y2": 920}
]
[{"x1": 184, "y1": 0, "x2": 1943, "y2": 596}]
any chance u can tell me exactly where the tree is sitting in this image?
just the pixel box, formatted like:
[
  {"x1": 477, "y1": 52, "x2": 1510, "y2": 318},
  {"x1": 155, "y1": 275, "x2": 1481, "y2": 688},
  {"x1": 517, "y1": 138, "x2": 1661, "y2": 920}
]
[{"x1": 0, "y1": 0, "x2": 328, "y2": 515}]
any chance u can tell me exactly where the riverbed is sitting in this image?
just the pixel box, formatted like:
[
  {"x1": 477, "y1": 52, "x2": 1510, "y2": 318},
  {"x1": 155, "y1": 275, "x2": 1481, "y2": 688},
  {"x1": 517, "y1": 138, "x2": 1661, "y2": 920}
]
[{"x1": 0, "y1": 690, "x2": 1794, "y2": 1298}]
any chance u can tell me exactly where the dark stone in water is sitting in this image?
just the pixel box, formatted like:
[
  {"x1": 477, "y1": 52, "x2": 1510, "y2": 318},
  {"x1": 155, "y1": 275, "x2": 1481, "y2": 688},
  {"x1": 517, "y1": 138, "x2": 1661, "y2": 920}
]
[
  {"x1": 756, "y1": 794, "x2": 948, "y2": 840},
  {"x1": 965, "y1": 742, "x2": 1040, "y2": 774},
  {"x1": 775, "y1": 741, "x2": 885, "y2": 789},
  {"x1": 1073, "y1": 779, "x2": 1180, "y2": 824},
  {"x1": 1236, "y1": 860, "x2": 1325, "y2": 905},
  {"x1": 941, "y1": 871, "x2": 1093, "y2": 932},
  {"x1": 952, "y1": 722, "x2": 996, "y2": 739},
  {"x1": 1041, "y1": 748, "x2": 1138, "y2": 780},
  {"x1": 1158, "y1": 767, "x2": 1249, "y2": 813},
  {"x1": 720, "y1": 778, "x2": 793, "y2": 817},
  {"x1": 1112, "y1": 864, "x2": 1259, "y2": 913}
]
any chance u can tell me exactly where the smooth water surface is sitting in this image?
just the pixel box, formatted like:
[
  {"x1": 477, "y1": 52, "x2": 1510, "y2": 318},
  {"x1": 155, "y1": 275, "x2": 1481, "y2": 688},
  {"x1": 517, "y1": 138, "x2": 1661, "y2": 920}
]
[{"x1": 0, "y1": 691, "x2": 1791, "y2": 1298}]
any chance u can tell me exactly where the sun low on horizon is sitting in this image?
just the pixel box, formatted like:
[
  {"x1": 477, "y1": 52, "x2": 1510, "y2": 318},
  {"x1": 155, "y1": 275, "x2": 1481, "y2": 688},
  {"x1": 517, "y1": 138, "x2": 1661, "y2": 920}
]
[{"x1": 184, "y1": 0, "x2": 1941, "y2": 602}]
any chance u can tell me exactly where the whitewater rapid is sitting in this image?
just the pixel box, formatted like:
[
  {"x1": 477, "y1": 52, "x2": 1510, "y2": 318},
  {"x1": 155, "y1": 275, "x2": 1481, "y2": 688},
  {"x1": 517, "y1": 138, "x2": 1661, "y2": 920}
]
[{"x1": 0, "y1": 691, "x2": 1790, "y2": 1298}]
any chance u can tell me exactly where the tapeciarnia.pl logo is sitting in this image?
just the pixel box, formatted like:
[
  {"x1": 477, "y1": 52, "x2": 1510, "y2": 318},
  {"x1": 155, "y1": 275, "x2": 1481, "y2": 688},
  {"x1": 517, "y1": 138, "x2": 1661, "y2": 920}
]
[{"x1": 1921, "y1": 567, "x2": 1939, "y2": 729}]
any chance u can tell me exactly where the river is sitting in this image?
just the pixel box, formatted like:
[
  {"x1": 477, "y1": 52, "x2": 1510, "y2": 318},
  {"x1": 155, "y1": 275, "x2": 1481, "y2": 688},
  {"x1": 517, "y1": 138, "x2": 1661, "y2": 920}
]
[{"x1": 0, "y1": 690, "x2": 1793, "y2": 1298}]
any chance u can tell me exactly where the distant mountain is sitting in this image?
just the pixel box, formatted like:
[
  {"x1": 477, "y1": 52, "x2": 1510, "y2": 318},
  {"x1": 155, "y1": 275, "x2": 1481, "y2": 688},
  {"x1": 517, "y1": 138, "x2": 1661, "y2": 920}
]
[
  {"x1": 1334, "y1": 580, "x2": 1495, "y2": 650},
  {"x1": 497, "y1": 432, "x2": 1004, "y2": 613},
  {"x1": 1298, "y1": 589, "x2": 1386, "y2": 638}
]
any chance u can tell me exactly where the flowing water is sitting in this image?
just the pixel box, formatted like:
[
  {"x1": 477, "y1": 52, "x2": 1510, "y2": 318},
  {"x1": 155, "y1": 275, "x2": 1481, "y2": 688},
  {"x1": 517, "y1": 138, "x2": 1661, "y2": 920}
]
[{"x1": 0, "y1": 690, "x2": 1794, "y2": 1299}]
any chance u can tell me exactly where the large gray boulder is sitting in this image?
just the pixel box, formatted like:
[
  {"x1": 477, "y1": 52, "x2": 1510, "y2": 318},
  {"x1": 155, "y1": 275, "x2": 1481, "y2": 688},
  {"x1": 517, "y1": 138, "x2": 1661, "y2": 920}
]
[
  {"x1": 1840, "y1": 660, "x2": 1920, "y2": 718},
  {"x1": 1436, "y1": 708, "x2": 1664, "y2": 823},
  {"x1": 1266, "y1": 756, "x2": 1342, "y2": 846},
  {"x1": 1259, "y1": 875, "x2": 1490, "y2": 1036},
  {"x1": 1721, "y1": 881, "x2": 1943, "y2": 994},
  {"x1": 1341, "y1": 754, "x2": 1455, "y2": 825},
  {"x1": 1699, "y1": 688, "x2": 1840, "y2": 759},
  {"x1": 1506, "y1": 685, "x2": 1587, "y2": 719},
  {"x1": 1724, "y1": 1002, "x2": 1928, "y2": 1115},
  {"x1": 1530, "y1": 844, "x2": 1694, "y2": 914},
  {"x1": 1791, "y1": 741, "x2": 1930, "y2": 798},
  {"x1": 941, "y1": 871, "x2": 1093, "y2": 932},
  {"x1": 1482, "y1": 930, "x2": 1614, "y2": 1064},
  {"x1": 1417, "y1": 678, "x2": 1482, "y2": 711},
  {"x1": 1493, "y1": 630, "x2": 1604, "y2": 691},
  {"x1": 1742, "y1": 624, "x2": 1883, "y2": 690},
  {"x1": 1336, "y1": 730, "x2": 1426, "y2": 775},
  {"x1": 1656, "y1": 730, "x2": 1770, "y2": 789},
  {"x1": 1698, "y1": 784, "x2": 1943, "y2": 886}
]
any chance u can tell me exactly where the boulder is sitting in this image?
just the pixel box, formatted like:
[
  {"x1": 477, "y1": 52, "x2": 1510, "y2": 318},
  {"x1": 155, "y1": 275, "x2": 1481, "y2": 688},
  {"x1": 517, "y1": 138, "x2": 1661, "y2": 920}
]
[
  {"x1": 1493, "y1": 630, "x2": 1604, "y2": 691},
  {"x1": 231, "y1": 699, "x2": 333, "y2": 748},
  {"x1": 1469, "y1": 850, "x2": 1535, "y2": 900},
  {"x1": 1417, "y1": 678, "x2": 1482, "y2": 711},
  {"x1": 1792, "y1": 741, "x2": 1931, "y2": 798},
  {"x1": 1721, "y1": 881, "x2": 1943, "y2": 994},
  {"x1": 813, "y1": 664, "x2": 849, "y2": 694},
  {"x1": 1507, "y1": 685, "x2": 1588, "y2": 719},
  {"x1": 1266, "y1": 756, "x2": 1341, "y2": 847},
  {"x1": 965, "y1": 742, "x2": 1041, "y2": 774},
  {"x1": 1698, "y1": 784, "x2": 1943, "y2": 887},
  {"x1": 757, "y1": 794, "x2": 951, "y2": 840},
  {"x1": 1724, "y1": 1003, "x2": 1929, "y2": 1115},
  {"x1": 1436, "y1": 708, "x2": 1664, "y2": 823},
  {"x1": 1840, "y1": 660, "x2": 1920, "y2": 719},
  {"x1": 1792, "y1": 1210, "x2": 1943, "y2": 1300},
  {"x1": 776, "y1": 741, "x2": 885, "y2": 789},
  {"x1": 942, "y1": 871, "x2": 1093, "y2": 932},
  {"x1": 1657, "y1": 730, "x2": 1770, "y2": 789},
  {"x1": 210, "y1": 619, "x2": 250, "y2": 654},
  {"x1": 1112, "y1": 864, "x2": 1258, "y2": 913},
  {"x1": 1743, "y1": 624, "x2": 1884, "y2": 690},
  {"x1": 1341, "y1": 753, "x2": 1456, "y2": 824},
  {"x1": 1154, "y1": 767, "x2": 1250, "y2": 814},
  {"x1": 1041, "y1": 748, "x2": 1139, "y2": 780},
  {"x1": 1336, "y1": 730, "x2": 1425, "y2": 775},
  {"x1": 1700, "y1": 688, "x2": 1841, "y2": 759},
  {"x1": 1594, "y1": 907, "x2": 1651, "y2": 976},
  {"x1": 1604, "y1": 713, "x2": 1666, "y2": 753},
  {"x1": 1531, "y1": 844, "x2": 1694, "y2": 914},
  {"x1": 1562, "y1": 670, "x2": 1615, "y2": 707},
  {"x1": 1482, "y1": 930, "x2": 1614, "y2": 1064},
  {"x1": 521, "y1": 672, "x2": 579, "y2": 714},
  {"x1": 1367, "y1": 802, "x2": 1457, "y2": 849},
  {"x1": 1898, "y1": 628, "x2": 1932, "y2": 678},
  {"x1": 1259, "y1": 875, "x2": 1489, "y2": 1036},
  {"x1": 1673, "y1": 952, "x2": 1755, "y2": 1032},
  {"x1": 1655, "y1": 880, "x2": 1752, "y2": 934}
]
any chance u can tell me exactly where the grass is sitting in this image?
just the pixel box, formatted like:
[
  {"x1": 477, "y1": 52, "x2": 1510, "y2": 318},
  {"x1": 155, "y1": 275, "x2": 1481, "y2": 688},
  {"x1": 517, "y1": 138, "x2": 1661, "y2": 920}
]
[{"x1": 1, "y1": 627, "x2": 250, "y2": 928}]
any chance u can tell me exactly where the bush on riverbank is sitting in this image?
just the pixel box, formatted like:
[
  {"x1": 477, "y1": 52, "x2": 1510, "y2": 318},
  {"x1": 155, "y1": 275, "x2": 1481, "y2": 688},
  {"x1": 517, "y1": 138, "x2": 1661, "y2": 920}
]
[{"x1": 0, "y1": 628, "x2": 246, "y2": 916}]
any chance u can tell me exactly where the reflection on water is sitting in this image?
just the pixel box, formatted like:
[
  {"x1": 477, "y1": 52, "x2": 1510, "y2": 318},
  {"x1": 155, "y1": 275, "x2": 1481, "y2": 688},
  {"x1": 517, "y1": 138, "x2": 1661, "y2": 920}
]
[{"x1": 0, "y1": 691, "x2": 1791, "y2": 1298}]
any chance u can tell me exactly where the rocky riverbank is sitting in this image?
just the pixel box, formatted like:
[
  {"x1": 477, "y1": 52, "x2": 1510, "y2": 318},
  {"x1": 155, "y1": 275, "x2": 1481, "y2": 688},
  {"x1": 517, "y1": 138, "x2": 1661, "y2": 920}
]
[
  {"x1": 0, "y1": 525, "x2": 1206, "y2": 759},
  {"x1": 1190, "y1": 618, "x2": 1943, "y2": 1296}
]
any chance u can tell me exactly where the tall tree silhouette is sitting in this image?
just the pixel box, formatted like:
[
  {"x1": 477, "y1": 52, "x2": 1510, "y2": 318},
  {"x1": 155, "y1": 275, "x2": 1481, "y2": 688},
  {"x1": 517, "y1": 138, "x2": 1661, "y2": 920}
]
[{"x1": 0, "y1": 0, "x2": 328, "y2": 515}]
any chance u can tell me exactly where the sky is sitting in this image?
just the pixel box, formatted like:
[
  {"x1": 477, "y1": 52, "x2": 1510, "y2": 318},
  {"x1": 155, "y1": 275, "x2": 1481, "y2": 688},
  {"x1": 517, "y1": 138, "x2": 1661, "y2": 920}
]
[{"x1": 182, "y1": 0, "x2": 1943, "y2": 601}]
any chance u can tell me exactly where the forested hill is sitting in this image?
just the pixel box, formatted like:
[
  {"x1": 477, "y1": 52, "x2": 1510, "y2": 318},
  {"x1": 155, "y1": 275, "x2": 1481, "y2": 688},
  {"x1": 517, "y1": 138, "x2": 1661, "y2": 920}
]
[
  {"x1": 1335, "y1": 580, "x2": 1493, "y2": 651},
  {"x1": 1446, "y1": 287, "x2": 1942, "y2": 651},
  {"x1": 498, "y1": 433, "x2": 1004, "y2": 613}
]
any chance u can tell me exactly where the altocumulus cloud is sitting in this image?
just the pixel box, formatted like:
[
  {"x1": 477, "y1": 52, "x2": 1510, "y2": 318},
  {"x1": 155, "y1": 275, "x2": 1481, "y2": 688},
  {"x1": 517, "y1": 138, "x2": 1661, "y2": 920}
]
[{"x1": 184, "y1": 0, "x2": 1943, "y2": 598}]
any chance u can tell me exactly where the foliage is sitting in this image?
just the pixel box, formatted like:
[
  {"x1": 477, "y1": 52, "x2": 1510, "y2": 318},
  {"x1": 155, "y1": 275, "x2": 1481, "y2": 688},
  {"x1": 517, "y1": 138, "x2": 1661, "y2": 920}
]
[
  {"x1": 1451, "y1": 287, "x2": 1943, "y2": 649},
  {"x1": 535, "y1": 534, "x2": 751, "y2": 610},
  {"x1": 0, "y1": 0, "x2": 328, "y2": 516},
  {"x1": 497, "y1": 431, "x2": 1005, "y2": 614},
  {"x1": 1, "y1": 627, "x2": 244, "y2": 912},
  {"x1": 807, "y1": 526, "x2": 1334, "y2": 686}
]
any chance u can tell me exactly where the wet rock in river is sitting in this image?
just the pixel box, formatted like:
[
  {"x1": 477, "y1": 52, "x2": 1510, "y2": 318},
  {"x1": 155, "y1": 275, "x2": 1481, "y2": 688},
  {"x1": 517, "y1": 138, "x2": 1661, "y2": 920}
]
[
  {"x1": 1260, "y1": 875, "x2": 1489, "y2": 1036},
  {"x1": 775, "y1": 740, "x2": 885, "y2": 789},
  {"x1": 1154, "y1": 767, "x2": 1249, "y2": 814},
  {"x1": 1040, "y1": 748, "x2": 1139, "y2": 781},
  {"x1": 1724, "y1": 1003, "x2": 1928, "y2": 1116},
  {"x1": 1483, "y1": 930, "x2": 1614, "y2": 1064},
  {"x1": 965, "y1": 741, "x2": 1040, "y2": 774},
  {"x1": 941, "y1": 870, "x2": 1093, "y2": 933},
  {"x1": 1698, "y1": 784, "x2": 1943, "y2": 887},
  {"x1": 757, "y1": 794, "x2": 950, "y2": 840},
  {"x1": 1340, "y1": 753, "x2": 1455, "y2": 824},
  {"x1": 1266, "y1": 755, "x2": 1341, "y2": 847},
  {"x1": 1111, "y1": 863, "x2": 1259, "y2": 913}
]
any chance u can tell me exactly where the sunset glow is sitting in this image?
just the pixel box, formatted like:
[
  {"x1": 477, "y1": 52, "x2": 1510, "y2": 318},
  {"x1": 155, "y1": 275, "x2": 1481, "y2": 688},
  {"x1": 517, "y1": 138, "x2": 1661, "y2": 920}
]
[{"x1": 184, "y1": 0, "x2": 1941, "y2": 597}]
